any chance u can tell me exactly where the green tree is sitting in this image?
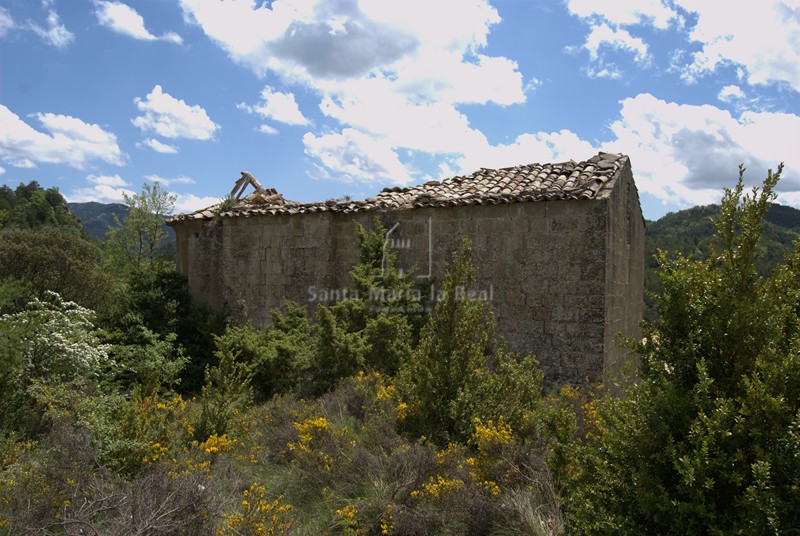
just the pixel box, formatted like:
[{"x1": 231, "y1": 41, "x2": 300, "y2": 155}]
[
  {"x1": 100, "y1": 267, "x2": 226, "y2": 395},
  {"x1": 566, "y1": 164, "x2": 800, "y2": 535},
  {"x1": 306, "y1": 219, "x2": 421, "y2": 394},
  {"x1": 0, "y1": 181, "x2": 82, "y2": 233},
  {"x1": 104, "y1": 182, "x2": 176, "y2": 276},
  {"x1": 397, "y1": 239, "x2": 543, "y2": 444},
  {"x1": 0, "y1": 182, "x2": 110, "y2": 312},
  {"x1": 212, "y1": 301, "x2": 313, "y2": 401},
  {"x1": 0, "y1": 227, "x2": 113, "y2": 311},
  {"x1": 0, "y1": 278, "x2": 32, "y2": 315},
  {"x1": 107, "y1": 321, "x2": 187, "y2": 397},
  {"x1": 194, "y1": 341, "x2": 253, "y2": 440}
]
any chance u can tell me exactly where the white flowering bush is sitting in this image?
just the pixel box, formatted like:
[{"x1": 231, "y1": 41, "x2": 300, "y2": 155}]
[
  {"x1": 0, "y1": 291, "x2": 113, "y2": 434},
  {"x1": 3, "y1": 291, "x2": 111, "y2": 378}
]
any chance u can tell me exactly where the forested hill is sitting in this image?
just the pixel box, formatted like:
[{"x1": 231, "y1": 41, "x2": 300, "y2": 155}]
[
  {"x1": 67, "y1": 201, "x2": 128, "y2": 240},
  {"x1": 68, "y1": 201, "x2": 176, "y2": 243},
  {"x1": 644, "y1": 203, "x2": 800, "y2": 319}
]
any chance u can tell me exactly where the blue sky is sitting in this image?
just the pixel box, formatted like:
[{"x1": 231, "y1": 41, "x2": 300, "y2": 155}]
[{"x1": 0, "y1": 0, "x2": 798, "y2": 220}]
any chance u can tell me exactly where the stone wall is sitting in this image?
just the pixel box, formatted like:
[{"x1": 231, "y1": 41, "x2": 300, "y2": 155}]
[
  {"x1": 603, "y1": 165, "x2": 645, "y2": 388},
  {"x1": 175, "y1": 218, "x2": 223, "y2": 311},
  {"x1": 174, "y1": 187, "x2": 644, "y2": 385}
]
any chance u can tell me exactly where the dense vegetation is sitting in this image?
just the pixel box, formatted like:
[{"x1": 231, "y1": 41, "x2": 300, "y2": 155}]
[
  {"x1": 644, "y1": 201, "x2": 800, "y2": 320},
  {"x1": 1, "y1": 166, "x2": 798, "y2": 535},
  {"x1": 0, "y1": 182, "x2": 82, "y2": 232}
]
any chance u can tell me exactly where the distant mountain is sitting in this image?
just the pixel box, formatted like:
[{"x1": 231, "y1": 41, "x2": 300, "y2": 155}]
[
  {"x1": 67, "y1": 202, "x2": 176, "y2": 244},
  {"x1": 763, "y1": 204, "x2": 800, "y2": 232},
  {"x1": 67, "y1": 202, "x2": 128, "y2": 240},
  {"x1": 644, "y1": 203, "x2": 800, "y2": 320}
]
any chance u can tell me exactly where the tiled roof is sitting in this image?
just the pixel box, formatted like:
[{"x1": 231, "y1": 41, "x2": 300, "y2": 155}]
[{"x1": 169, "y1": 152, "x2": 628, "y2": 222}]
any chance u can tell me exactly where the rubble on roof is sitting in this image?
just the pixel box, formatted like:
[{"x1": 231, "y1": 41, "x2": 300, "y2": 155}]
[
  {"x1": 169, "y1": 152, "x2": 628, "y2": 223},
  {"x1": 230, "y1": 171, "x2": 264, "y2": 199},
  {"x1": 228, "y1": 171, "x2": 288, "y2": 206}
]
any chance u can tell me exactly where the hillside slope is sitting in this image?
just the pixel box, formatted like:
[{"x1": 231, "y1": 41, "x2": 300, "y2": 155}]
[
  {"x1": 67, "y1": 202, "x2": 128, "y2": 240},
  {"x1": 68, "y1": 201, "x2": 176, "y2": 244},
  {"x1": 644, "y1": 203, "x2": 800, "y2": 319}
]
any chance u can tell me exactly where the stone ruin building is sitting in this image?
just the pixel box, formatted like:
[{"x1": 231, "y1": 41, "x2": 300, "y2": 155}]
[{"x1": 168, "y1": 152, "x2": 645, "y2": 385}]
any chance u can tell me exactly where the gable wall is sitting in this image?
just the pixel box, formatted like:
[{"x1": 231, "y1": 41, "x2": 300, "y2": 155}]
[{"x1": 602, "y1": 163, "x2": 645, "y2": 388}]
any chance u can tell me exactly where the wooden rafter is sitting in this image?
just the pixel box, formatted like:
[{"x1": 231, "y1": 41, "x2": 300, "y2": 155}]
[{"x1": 230, "y1": 171, "x2": 266, "y2": 200}]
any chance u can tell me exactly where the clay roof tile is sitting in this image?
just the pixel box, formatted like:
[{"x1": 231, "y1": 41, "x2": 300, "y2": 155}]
[{"x1": 168, "y1": 152, "x2": 629, "y2": 223}]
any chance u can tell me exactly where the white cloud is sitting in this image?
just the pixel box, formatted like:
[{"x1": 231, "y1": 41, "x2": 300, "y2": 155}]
[
  {"x1": 457, "y1": 130, "x2": 598, "y2": 174},
  {"x1": 174, "y1": 193, "x2": 220, "y2": 212},
  {"x1": 566, "y1": 6, "x2": 656, "y2": 80},
  {"x1": 180, "y1": 0, "x2": 419, "y2": 80},
  {"x1": 179, "y1": 0, "x2": 317, "y2": 76},
  {"x1": 70, "y1": 173, "x2": 200, "y2": 207},
  {"x1": 161, "y1": 32, "x2": 182, "y2": 45},
  {"x1": 88, "y1": 174, "x2": 129, "y2": 187},
  {"x1": 358, "y1": 0, "x2": 500, "y2": 52},
  {"x1": 69, "y1": 181, "x2": 135, "y2": 204},
  {"x1": 144, "y1": 174, "x2": 196, "y2": 187},
  {"x1": 318, "y1": 77, "x2": 488, "y2": 155},
  {"x1": 776, "y1": 190, "x2": 800, "y2": 207},
  {"x1": 586, "y1": 65, "x2": 623, "y2": 80},
  {"x1": 29, "y1": 8, "x2": 74, "y2": 48},
  {"x1": 718, "y1": 84, "x2": 745, "y2": 102},
  {"x1": 674, "y1": 0, "x2": 800, "y2": 91},
  {"x1": 132, "y1": 85, "x2": 219, "y2": 140},
  {"x1": 736, "y1": 111, "x2": 800, "y2": 175},
  {"x1": 584, "y1": 23, "x2": 650, "y2": 64},
  {"x1": 238, "y1": 86, "x2": 310, "y2": 125},
  {"x1": 180, "y1": 0, "x2": 528, "y2": 185},
  {"x1": 2, "y1": 156, "x2": 36, "y2": 168},
  {"x1": 0, "y1": 6, "x2": 15, "y2": 38},
  {"x1": 140, "y1": 138, "x2": 179, "y2": 154},
  {"x1": 523, "y1": 77, "x2": 543, "y2": 94},
  {"x1": 0, "y1": 104, "x2": 124, "y2": 169},
  {"x1": 567, "y1": 1, "x2": 800, "y2": 92},
  {"x1": 303, "y1": 129, "x2": 414, "y2": 185},
  {"x1": 94, "y1": 1, "x2": 182, "y2": 44},
  {"x1": 393, "y1": 59, "x2": 520, "y2": 110},
  {"x1": 0, "y1": 166, "x2": 5, "y2": 176},
  {"x1": 258, "y1": 124, "x2": 279, "y2": 135},
  {"x1": 566, "y1": 0, "x2": 677, "y2": 29},
  {"x1": 602, "y1": 93, "x2": 799, "y2": 206}
]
